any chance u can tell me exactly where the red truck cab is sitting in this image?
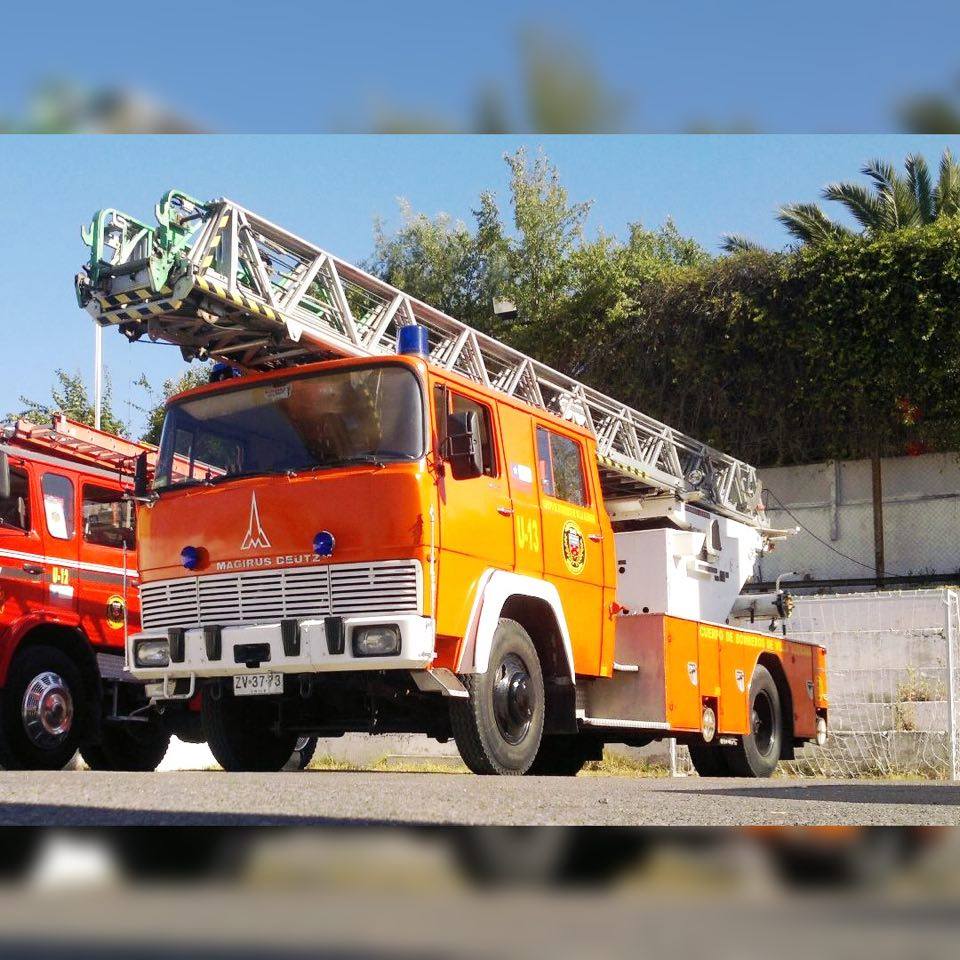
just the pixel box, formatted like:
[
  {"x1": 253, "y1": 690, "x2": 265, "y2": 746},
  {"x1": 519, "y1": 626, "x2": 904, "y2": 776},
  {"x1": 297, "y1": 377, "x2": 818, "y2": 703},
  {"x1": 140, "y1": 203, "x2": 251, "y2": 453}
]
[{"x1": 0, "y1": 416, "x2": 169, "y2": 770}]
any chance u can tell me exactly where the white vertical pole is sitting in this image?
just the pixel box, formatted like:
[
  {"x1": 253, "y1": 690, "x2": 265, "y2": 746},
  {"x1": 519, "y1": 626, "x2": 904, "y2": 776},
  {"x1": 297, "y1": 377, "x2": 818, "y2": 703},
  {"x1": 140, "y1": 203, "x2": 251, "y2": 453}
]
[
  {"x1": 669, "y1": 737, "x2": 678, "y2": 777},
  {"x1": 947, "y1": 590, "x2": 958, "y2": 781},
  {"x1": 93, "y1": 323, "x2": 103, "y2": 430}
]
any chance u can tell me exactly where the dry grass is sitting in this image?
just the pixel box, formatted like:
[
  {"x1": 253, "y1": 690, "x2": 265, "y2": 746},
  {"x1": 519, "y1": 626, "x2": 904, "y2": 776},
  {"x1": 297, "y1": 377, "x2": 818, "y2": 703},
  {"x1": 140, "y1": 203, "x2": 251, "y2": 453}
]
[{"x1": 306, "y1": 748, "x2": 670, "y2": 778}]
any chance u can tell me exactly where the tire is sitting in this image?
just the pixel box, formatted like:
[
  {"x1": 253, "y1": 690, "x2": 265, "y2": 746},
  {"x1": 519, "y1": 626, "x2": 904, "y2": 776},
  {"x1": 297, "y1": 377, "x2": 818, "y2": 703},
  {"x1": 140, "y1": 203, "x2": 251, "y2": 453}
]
[
  {"x1": 201, "y1": 687, "x2": 297, "y2": 772},
  {"x1": 723, "y1": 664, "x2": 782, "y2": 778},
  {"x1": 291, "y1": 736, "x2": 318, "y2": 770},
  {"x1": 450, "y1": 618, "x2": 545, "y2": 776},
  {"x1": 0, "y1": 645, "x2": 86, "y2": 770},
  {"x1": 687, "y1": 739, "x2": 731, "y2": 777},
  {"x1": 80, "y1": 719, "x2": 171, "y2": 772},
  {"x1": 527, "y1": 734, "x2": 599, "y2": 776}
]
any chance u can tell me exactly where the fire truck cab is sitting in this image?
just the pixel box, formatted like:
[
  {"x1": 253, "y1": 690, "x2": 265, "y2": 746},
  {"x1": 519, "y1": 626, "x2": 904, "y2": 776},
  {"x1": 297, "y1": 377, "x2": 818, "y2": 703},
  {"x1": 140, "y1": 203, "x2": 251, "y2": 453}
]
[{"x1": 0, "y1": 417, "x2": 170, "y2": 770}]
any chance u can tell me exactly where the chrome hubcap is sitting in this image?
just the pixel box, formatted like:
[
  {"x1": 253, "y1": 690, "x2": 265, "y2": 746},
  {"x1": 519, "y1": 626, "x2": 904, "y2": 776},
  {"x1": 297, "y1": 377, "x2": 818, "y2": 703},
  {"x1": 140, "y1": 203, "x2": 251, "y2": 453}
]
[{"x1": 22, "y1": 672, "x2": 74, "y2": 749}]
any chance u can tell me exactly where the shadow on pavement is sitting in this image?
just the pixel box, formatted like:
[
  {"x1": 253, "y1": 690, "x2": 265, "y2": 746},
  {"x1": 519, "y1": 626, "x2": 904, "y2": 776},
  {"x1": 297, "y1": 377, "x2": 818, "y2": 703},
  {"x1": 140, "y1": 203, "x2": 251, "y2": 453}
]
[{"x1": 666, "y1": 783, "x2": 960, "y2": 806}]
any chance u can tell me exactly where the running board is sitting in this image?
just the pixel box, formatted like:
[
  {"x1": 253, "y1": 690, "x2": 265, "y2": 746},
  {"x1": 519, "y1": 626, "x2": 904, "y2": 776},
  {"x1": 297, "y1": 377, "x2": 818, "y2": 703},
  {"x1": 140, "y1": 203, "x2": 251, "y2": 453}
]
[
  {"x1": 581, "y1": 717, "x2": 671, "y2": 731},
  {"x1": 612, "y1": 661, "x2": 639, "y2": 673}
]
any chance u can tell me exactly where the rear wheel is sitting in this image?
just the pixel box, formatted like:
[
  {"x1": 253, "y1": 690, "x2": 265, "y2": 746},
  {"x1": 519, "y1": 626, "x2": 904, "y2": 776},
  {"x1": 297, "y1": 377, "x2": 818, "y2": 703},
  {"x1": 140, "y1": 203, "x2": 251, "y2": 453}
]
[
  {"x1": 687, "y1": 740, "x2": 731, "y2": 777},
  {"x1": 527, "y1": 734, "x2": 600, "y2": 776},
  {"x1": 80, "y1": 719, "x2": 171, "y2": 772},
  {"x1": 450, "y1": 619, "x2": 545, "y2": 775},
  {"x1": 0, "y1": 645, "x2": 86, "y2": 770},
  {"x1": 723, "y1": 664, "x2": 783, "y2": 778},
  {"x1": 201, "y1": 687, "x2": 297, "y2": 772}
]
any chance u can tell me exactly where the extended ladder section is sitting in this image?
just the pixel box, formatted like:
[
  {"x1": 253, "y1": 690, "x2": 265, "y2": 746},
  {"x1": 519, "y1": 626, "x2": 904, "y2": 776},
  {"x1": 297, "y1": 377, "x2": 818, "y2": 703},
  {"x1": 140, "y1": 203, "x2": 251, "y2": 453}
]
[
  {"x1": 4, "y1": 415, "x2": 190, "y2": 480},
  {"x1": 75, "y1": 190, "x2": 764, "y2": 526}
]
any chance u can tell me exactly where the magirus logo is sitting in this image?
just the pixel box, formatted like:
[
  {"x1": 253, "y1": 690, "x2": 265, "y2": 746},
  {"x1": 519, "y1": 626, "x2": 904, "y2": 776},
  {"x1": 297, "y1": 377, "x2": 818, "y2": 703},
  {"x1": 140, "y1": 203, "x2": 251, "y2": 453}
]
[{"x1": 241, "y1": 492, "x2": 272, "y2": 550}]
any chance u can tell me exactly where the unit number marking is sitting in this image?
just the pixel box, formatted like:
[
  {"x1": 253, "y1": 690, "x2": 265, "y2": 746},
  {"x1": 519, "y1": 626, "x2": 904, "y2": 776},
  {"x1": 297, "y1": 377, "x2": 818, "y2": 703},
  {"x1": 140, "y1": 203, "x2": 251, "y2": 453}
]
[{"x1": 515, "y1": 514, "x2": 540, "y2": 553}]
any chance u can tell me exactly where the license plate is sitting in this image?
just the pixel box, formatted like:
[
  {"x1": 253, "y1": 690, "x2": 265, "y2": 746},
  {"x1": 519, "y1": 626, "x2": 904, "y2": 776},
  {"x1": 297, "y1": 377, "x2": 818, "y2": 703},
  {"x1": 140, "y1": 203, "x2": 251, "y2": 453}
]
[{"x1": 233, "y1": 672, "x2": 283, "y2": 696}]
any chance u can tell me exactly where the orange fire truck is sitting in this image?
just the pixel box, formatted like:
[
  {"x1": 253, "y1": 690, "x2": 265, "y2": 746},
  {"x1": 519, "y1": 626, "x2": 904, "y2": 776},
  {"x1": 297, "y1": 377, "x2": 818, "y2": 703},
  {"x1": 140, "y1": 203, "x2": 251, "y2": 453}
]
[
  {"x1": 0, "y1": 416, "x2": 172, "y2": 770},
  {"x1": 75, "y1": 191, "x2": 829, "y2": 776}
]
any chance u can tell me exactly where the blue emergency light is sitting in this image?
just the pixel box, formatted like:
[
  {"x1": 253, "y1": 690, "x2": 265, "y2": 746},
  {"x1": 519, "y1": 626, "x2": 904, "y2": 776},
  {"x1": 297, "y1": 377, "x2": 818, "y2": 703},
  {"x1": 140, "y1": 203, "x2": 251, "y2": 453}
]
[{"x1": 397, "y1": 324, "x2": 429, "y2": 357}]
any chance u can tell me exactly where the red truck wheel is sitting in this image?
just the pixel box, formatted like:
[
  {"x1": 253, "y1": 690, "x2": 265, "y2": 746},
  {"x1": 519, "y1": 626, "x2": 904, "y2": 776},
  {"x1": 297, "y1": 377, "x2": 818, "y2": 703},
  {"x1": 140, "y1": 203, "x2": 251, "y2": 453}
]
[
  {"x1": 0, "y1": 645, "x2": 86, "y2": 770},
  {"x1": 80, "y1": 721, "x2": 171, "y2": 772}
]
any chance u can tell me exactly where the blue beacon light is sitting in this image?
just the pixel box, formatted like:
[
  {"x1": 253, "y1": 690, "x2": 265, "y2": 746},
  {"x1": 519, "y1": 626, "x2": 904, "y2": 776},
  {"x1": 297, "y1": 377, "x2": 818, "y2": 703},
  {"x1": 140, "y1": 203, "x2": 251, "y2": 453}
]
[
  {"x1": 181, "y1": 545, "x2": 201, "y2": 570},
  {"x1": 313, "y1": 531, "x2": 335, "y2": 557},
  {"x1": 396, "y1": 324, "x2": 429, "y2": 357}
]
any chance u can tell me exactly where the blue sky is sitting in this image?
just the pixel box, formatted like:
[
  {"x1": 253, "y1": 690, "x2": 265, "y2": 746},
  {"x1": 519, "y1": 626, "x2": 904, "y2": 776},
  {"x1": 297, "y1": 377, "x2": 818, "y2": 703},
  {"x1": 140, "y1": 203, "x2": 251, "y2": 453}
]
[
  {"x1": 1, "y1": 134, "x2": 958, "y2": 437},
  {"x1": 2, "y1": 2, "x2": 958, "y2": 132}
]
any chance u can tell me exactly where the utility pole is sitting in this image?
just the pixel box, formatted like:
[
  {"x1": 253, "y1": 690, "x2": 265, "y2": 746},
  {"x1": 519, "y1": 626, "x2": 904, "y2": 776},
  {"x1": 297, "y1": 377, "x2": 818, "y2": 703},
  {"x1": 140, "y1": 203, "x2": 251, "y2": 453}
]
[
  {"x1": 871, "y1": 443, "x2": 885, "y2": 583},
  {"x1": 93, "y1": 323, "x2": 103, "y2": 430}
]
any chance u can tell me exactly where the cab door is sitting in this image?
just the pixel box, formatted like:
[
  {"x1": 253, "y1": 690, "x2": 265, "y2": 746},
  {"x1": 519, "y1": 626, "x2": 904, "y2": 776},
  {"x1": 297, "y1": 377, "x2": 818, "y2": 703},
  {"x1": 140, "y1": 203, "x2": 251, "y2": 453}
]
[
  {"x1": 78, "y1": 481, "x2": 136, "y2": 650},
  {"x1": 38, "y1": 470, "x2": 80, "y2": 617},
  {"x1": 433, "y1": 380, "x2": 515, "y2": 639},
  {"x1": 534, "y1": 422, "x2": 605, "y2": 676},
  {"x1": 498, "y1": 402, "x2": 543, "y2": 578},
  {"x1": 0, "y1": 458, "x2": 47, "y2": 622}
]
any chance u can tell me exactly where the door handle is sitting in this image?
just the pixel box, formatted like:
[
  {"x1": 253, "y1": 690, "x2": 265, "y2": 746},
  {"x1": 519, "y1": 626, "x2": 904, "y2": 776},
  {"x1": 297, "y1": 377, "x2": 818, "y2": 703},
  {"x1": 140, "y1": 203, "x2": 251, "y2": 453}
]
[
  {"x1": 497, "y1": 506, "x2": 514, "y2": 517},
  {"x1": 22, "y1": 563, "x2": 43, "y2": 576},
  {"x1": 588, "y1": 534, "x2": 603, "y2": 543}
]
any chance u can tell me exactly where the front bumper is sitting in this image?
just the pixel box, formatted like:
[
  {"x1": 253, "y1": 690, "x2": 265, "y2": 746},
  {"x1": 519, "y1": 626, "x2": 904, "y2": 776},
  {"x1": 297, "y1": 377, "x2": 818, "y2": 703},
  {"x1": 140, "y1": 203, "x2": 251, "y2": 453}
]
[{"x1": 129, "y1": 614, "x2": 436, "y2": 697}]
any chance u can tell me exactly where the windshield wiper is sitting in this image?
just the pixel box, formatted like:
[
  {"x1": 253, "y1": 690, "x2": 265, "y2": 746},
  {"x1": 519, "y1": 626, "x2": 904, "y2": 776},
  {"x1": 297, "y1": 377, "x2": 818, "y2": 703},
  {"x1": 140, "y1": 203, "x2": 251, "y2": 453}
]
[{"x1": 296, "y1": 454, "x2": 388, "y2": 474}]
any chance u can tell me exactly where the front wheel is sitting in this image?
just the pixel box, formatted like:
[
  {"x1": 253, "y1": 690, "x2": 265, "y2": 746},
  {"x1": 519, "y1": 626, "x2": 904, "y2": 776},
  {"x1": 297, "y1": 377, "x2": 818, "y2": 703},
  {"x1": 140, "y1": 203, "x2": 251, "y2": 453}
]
[
  {"x1": 450, "y1": 619, "x2": 545, "y2": 775},
  {"x1": 201, "y1": 688, "x2": 297, "y2": 772},
  {"x1": 723, "y1": 664, "x2": 783, "y2": 778},
  {"x1": 0, "y1": 645, "x2": 86, "y2": 770}
]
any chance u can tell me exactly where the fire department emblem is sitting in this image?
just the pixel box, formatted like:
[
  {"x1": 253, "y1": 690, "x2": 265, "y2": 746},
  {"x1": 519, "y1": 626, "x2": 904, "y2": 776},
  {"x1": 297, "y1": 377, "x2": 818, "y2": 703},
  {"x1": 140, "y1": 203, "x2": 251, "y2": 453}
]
[
  {"x1": 561, "y1": 521, "x2": 586, "y2": 575},
  {"x1": 106, "y1": 595, "x2": 126, "y2": 630},
  {"x1": 735, "y1": 669, "x2": 746, "y2": 693},
  {"x1": 241, "y1": 492, "x2": 271, "y2": 550}
]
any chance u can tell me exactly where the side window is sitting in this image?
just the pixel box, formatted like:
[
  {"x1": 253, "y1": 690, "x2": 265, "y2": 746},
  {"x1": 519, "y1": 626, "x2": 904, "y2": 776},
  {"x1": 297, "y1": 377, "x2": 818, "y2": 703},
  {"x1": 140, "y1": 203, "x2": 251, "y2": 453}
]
[
  {"x1": 83, "y1": 485, "x2": 136, "y2": 550},
  {"x1": 41, "y1": 473, "x2": 75, "y2": 540},
  {"x1": 0, "y1": 467, "x2": 31, "y2": 531},
  {"x1": 436, "y1": 385, "x2": 497, "y2": 477},
  {"x1": 536, "y1": 427, "x2": 588, "y2": 506}
]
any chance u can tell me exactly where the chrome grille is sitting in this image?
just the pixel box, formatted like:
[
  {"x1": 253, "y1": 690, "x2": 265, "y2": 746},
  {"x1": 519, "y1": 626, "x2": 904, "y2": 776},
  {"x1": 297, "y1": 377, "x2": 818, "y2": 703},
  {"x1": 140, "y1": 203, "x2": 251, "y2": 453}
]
[{"x1": 140, "y1": 561, "x2": 421, "y2": 630}]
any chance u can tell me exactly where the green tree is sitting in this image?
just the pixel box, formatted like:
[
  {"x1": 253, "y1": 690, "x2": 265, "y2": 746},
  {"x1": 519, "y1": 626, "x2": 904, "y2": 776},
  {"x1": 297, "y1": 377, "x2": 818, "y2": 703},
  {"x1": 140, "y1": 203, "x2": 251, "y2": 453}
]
[
  {"x1": 11, "y1": 369, "x2": 127, "y2": 436},
  {"x1": 723, "y1": 150, "x2": 960, "y2": 251},
  {"x1": 134, "y1": 366, "x2": 212, "y2": 445}
]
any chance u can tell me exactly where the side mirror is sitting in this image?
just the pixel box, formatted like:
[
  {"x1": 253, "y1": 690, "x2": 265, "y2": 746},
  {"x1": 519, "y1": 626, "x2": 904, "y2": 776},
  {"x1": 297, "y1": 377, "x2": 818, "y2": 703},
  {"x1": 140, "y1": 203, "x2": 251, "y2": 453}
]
[
  {"x1": 0, "y1": 451, "x2": 10, "y2": 501},
  {"x1": 133, "y1": 452, "x2": 150, "y2": 498},
  {"x1": 443, "y1": 411, "x2": 483, "y2": 480}
]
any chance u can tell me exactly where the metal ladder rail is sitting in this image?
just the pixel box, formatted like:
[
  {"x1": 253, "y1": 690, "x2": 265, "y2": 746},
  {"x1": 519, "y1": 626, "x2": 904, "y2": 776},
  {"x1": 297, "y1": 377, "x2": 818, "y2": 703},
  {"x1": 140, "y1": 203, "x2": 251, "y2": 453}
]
[{"x1": 77, "y1": 194, "x2": 762, "y2": 525}]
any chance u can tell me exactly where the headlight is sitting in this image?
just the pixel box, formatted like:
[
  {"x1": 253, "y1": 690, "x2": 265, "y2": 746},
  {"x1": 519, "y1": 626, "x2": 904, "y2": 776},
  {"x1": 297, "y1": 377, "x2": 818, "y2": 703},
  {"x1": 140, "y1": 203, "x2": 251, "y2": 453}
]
[
  {"x1": 135, "y1": 638, "x2": 170, "y2": 668},
  {"x1": 352, "y1": 625, "x2": 401, "y2": 657}
]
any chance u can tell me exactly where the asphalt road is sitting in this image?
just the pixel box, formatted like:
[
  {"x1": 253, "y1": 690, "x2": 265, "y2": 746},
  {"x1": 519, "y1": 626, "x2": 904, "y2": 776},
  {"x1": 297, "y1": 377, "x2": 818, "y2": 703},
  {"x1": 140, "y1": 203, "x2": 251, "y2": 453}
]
[{"x1": 0, "y1": 771, "x2": 958, "y2": 825}]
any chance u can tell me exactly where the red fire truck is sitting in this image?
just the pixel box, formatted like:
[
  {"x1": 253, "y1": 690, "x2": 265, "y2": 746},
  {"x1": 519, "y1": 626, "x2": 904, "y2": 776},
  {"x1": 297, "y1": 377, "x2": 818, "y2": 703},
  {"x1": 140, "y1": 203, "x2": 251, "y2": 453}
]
[{"x1": 0, "y1": 415, "x2": 174, "y2": 770}]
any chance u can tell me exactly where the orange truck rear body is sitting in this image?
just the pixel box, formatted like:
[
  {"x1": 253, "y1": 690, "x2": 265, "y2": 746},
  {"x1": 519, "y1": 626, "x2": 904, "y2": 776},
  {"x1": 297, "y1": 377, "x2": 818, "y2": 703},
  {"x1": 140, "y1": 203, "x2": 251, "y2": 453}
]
[{"x1": 132, "y1": 352, "x2": 827, "y2": 748}]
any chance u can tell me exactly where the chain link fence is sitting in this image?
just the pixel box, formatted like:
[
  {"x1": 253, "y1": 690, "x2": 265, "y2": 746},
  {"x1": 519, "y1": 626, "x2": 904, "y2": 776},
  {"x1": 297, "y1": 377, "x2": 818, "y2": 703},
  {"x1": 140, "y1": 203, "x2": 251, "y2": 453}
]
[{"x1": 675, "y1": 588, "x2": 960, "y2": 779}]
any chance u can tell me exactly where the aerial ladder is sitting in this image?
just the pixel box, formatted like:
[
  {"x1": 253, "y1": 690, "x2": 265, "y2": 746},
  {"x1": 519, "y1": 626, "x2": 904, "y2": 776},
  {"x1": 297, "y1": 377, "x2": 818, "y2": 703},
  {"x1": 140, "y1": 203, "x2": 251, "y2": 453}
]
[{"x1": 74, "y1": 190, "x2": 772, "y2": 531}]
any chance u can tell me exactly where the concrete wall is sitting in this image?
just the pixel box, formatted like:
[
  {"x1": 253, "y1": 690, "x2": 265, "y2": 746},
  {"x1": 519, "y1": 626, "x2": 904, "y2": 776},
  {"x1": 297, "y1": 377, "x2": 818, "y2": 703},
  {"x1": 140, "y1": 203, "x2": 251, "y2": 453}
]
[{"x1": 755, "y1": 451, "x2": 960, "y2": 585}]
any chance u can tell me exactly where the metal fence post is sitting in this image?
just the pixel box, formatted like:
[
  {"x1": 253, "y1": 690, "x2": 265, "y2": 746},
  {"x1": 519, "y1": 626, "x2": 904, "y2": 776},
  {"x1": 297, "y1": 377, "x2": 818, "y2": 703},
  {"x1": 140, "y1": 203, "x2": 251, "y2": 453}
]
[{"x1": 946, "y1": 590, "x2": 958, "y2": 781}]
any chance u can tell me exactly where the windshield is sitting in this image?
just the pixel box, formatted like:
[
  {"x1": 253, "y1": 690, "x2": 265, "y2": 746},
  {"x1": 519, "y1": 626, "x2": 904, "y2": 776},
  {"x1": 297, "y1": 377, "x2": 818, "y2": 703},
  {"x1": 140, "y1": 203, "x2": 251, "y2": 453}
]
[{"x1": 154, "y1": 364, "x2": 424, "y2": 490}]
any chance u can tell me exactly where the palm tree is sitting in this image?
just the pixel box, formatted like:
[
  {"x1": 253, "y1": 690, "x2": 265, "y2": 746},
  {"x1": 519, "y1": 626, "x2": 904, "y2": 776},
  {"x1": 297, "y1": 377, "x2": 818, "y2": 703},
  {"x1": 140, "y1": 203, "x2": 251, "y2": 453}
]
[{"x1": 722, "y1": 149, "x2": 960, "y2": 252}]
